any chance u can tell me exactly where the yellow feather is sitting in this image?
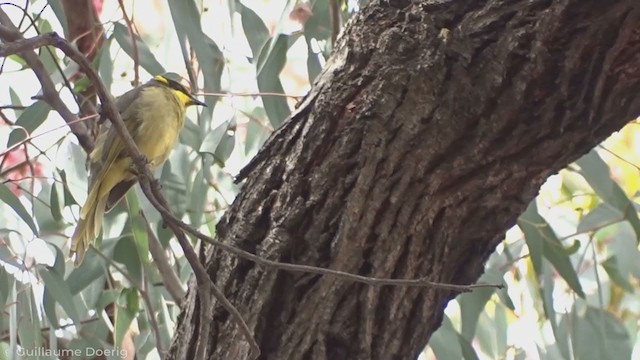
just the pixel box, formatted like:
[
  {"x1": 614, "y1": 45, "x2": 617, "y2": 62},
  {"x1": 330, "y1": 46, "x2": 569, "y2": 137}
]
[{"x1": 70, "y1": 75, "x2": 203, "y2": 266}]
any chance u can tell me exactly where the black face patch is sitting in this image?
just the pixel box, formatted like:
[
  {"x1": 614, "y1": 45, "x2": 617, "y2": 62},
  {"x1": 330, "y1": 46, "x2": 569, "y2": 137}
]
[{"x1": 165, "y1": 78, "x2": 191, "y2": 95}]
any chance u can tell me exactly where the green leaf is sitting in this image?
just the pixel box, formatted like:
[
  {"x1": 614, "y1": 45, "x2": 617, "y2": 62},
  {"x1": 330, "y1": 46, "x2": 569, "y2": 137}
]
[
  {"x1": 42, "y1": 286, "x2": 59, "y2": 328},
  {"x1": 576, "y1": 150, "x2": 640, "y2": 241},
  {"x1": 16, "y1": 285, "x2": 42, "y2": 350},
  {"x1": 7, "y1": 100, "x2": 51, "y2": 147},
  {"x1": 47, "y1": 0, "x2": 68, "y2": 37},
  {"x1": 113, "y1": 22, "x2": 165, "y2": 76},
  {"x1": 37, "y1": 21, "x2": 59, "y2": 74},
  {"x1": 215, "y1": 126, "x2": 236, "y2": 163},
  {"x1": 518, "y1": 201, "x2": 585, "y2": 298},
  {"x1": 49, "y1": 181, "x2": 63, "y2": 222},
  {"x1": 570, "y1": 305, "x2": 632, "y2": 360},
  {"x1": 113, "y1": 234, "x2": 142, "y2": 287},
  {"x1": 115, "y1": 288, "x2": 139, "y2": 347},
  {"x1": 199, "y1": 119, "x2": 237, "y2": 164},
  {"x1": 305, "y1": 41, "x2": 324, "y2": 84},
  {"x1": 0, "y1": 266, "x2": 14, "y2": 309},
  {"x1": 61, "y1": 142, "x2": 89, "y2": 206},
  {"x1": 0, "y1": 182, "x2": 38, "y2": 235},
  {"x1": 429, "y1": 316, "x2": 463, "y2": 360},
  {"x1": 126, "y1": 191, "x2": 149, "y2": 265},
  {"x1": 237, "y1": 1, "x2": 270, "y2": 60},
  {"x1": 168, "y1": 0, "x2": 224, "y2": 120},
  {"x1": 179, "y1": 118, "x2": 203, "y2": 150},
  {"x1": 256, "y1": 34, "x2": 291, "y2": 128},
  {"x1": 456, "y1": 333, "x2": 479, "y2": 360},
  {"x1": 8, "y1": 88, "x2": 22, "y2": 117},
  {"x1": 187, "y1": 168, "x2": 208, "y2": 228},
  {"x1": 67, "y1": 252, "x2": 105, "y2": 295},
  {"x1": 602, "y1": 256, "x2": 634, "y2": 292},
  {"x1": 494, "y1": 304, "x2": 507, "y2": 356},
  {"x1": 34, "y1": 183, "x2": 62, "y2": 233},
  {"x1": 244, "y1": 112, "x2": 271, "y2": 155},
  {"x1": 459, "y1": 286, "x2": 494, "y2": 341},
  {"x1": 98, "y1": 38, "x2": 114, "y2": 90},
  {"x1": 39, "y1": 266, "x2": 81, "y2": 324}
]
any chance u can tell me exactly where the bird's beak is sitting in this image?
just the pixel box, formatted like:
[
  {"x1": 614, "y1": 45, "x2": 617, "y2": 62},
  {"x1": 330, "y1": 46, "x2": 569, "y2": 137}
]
[{"x1": 188, "y1": 94, "x2": 207, "y2": 107}]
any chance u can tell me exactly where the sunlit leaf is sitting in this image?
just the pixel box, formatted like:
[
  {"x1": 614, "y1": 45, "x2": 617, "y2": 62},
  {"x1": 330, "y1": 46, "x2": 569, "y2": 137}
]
[
  {"x1": 429, "y1": 316, "x2": 463, "y2": 360},
  {"x1": 577, "y1": 150, "x2": 640, "y2": 241},
  {"x1": 518, "y1": 201, "x2": 585, "y2": 298},
  {"x1": 113, "y1": 22, "x2": 165, "y2": 76}
]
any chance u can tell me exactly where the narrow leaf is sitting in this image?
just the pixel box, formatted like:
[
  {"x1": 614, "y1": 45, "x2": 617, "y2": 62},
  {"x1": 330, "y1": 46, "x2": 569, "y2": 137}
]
[
  {"x1": 113, "y1": 22, "x2": 165, "y2": 76},
  {"x1": 7, "y1": 101, "x2": 51, "y2": 147},
  {"x1": 0, "y1": 183, "x2": 38, "y2": 235}
]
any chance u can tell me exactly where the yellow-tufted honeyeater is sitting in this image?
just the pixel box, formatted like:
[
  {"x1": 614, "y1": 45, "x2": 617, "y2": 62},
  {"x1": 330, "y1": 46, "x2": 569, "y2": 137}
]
[{"x1": 70, "y1": 73, "x2": 206, "y2": 266}]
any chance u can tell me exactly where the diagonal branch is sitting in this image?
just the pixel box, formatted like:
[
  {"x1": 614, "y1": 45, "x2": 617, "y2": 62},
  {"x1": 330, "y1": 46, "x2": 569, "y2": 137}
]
[{"x1": 0, "y1": 14, "x2": 93, "y2": 153}]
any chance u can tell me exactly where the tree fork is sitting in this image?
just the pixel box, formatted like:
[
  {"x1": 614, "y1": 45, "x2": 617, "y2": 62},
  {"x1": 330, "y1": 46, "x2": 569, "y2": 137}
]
[{"x1": 168, "y1": 1, "x2": 640, "y2": 359}]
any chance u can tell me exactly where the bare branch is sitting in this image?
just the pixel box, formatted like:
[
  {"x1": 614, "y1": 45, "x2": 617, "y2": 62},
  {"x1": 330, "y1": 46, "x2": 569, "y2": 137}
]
[
  {"x1": 0, "y1": 16, "x2": 94, "y2": 153},
  {"x1": 144, "y1": 213, "x2": 187, "y2": 305}
]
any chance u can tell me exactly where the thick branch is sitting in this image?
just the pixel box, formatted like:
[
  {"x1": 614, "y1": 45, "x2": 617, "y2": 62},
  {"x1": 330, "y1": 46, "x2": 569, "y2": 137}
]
[{"x1": 168, "y1": 1, "x2": 640, "y2": 359}]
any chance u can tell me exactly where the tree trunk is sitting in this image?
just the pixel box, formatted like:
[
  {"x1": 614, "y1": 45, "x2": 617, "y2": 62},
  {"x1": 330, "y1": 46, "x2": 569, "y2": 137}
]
[{"x1": 167, "y1": 1, "x2": 640, "y2": 359}]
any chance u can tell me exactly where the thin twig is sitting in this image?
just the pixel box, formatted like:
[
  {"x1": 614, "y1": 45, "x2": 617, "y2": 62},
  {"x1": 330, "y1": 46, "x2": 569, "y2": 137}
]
[
  {"x1": 329, "y1": 0, "x2": 340, "y2": 46},
  {"x1": 202, "y1": 91, "x2": 303, "y2": 99},
  {"x1": 155, "y1": 201, "x2": 501, "y2": 291},
  {"x1": 116, "y1": 0, "x2": 139, "y2": 85},
  {"x1": 0, "y1": 105, "x2": 27, "y2": 110},
  {"x1": 0, "y1": 16, "x2": 94, "y2": 153},
  {"x1": 0, "y1": 114, "x2": 97, "y2": 159}
]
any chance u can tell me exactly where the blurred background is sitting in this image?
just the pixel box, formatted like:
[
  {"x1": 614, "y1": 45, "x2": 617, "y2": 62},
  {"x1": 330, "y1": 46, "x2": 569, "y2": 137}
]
[{"x1": 1, "y1": 1, "x2": 640, "y2": 359}]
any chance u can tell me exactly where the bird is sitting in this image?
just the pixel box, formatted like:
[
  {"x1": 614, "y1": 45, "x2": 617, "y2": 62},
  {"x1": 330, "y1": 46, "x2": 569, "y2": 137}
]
[{"x1": 70, "y1": 73, "x2": 206, "y2": 266}]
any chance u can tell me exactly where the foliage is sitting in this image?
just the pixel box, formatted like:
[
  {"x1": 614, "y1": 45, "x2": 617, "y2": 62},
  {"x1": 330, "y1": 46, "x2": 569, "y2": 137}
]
[{"x1": 0, "y1": 1, "x2": 639, "y2": 360}]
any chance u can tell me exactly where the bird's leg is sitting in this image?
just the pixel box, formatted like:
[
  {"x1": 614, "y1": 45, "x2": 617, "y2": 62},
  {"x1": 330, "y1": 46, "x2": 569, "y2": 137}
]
[{"x1": 128, "y1": 154, "x2": 150, "y2": 177}]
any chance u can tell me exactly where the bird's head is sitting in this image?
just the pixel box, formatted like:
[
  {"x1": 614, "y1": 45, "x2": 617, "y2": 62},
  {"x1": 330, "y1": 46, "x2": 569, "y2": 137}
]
[{"x1": 153, "y1": 73, "x2": 207, "y2": 107}]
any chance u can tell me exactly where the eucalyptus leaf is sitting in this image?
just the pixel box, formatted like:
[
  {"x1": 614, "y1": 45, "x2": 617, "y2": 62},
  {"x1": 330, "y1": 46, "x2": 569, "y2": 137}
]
[
  {"x1": 39, "y1": 265, "x2": 81, "y2": 324},
  {"x1": 577, "y1": 150, "x2": 640, "y2": 241},
  {"x1": 0, "y1": 182, "x2": 38, "y2": 235},
  {"x1": 256, "y1": 34, "x2": 291, "y2": 128},
  {"x1": 518, "y1": 201, "x2": 585, "y2": 298},
  {"x1": 7, "y1": 100, "x2": 51, "y2": 147},
  {"x1": 113, "y1": 22, "x2": 165, "y2": 76},
  {"x1": 237, "y1": 1, "x2": 270, "y2": 60}
]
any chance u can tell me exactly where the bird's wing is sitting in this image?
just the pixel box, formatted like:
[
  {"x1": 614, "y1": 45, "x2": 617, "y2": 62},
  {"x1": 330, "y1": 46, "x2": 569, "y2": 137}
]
[
  {"x1": 92, "y1": 87, "x2": 144, "y2": 164},
  {"x1": 87, "y1": 87, "x2": 145, "y2": 200}
]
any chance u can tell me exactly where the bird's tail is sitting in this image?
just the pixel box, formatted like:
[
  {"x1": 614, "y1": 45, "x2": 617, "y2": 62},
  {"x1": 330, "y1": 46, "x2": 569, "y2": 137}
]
[{"x1": 70, "y1": 185, "x2": 108, "y2": 267}]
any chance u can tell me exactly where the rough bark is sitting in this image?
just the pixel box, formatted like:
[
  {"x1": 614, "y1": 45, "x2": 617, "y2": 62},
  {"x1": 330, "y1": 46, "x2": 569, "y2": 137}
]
[{"x1": 168, "y1": 0, "x2": 640, "y2": 359}]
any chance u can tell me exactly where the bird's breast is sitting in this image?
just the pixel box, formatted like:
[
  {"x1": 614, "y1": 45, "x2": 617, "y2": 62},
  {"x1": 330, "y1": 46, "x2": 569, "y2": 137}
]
[{"x1": 134, "y1": 87, "x2": 186, "y2": 168}]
